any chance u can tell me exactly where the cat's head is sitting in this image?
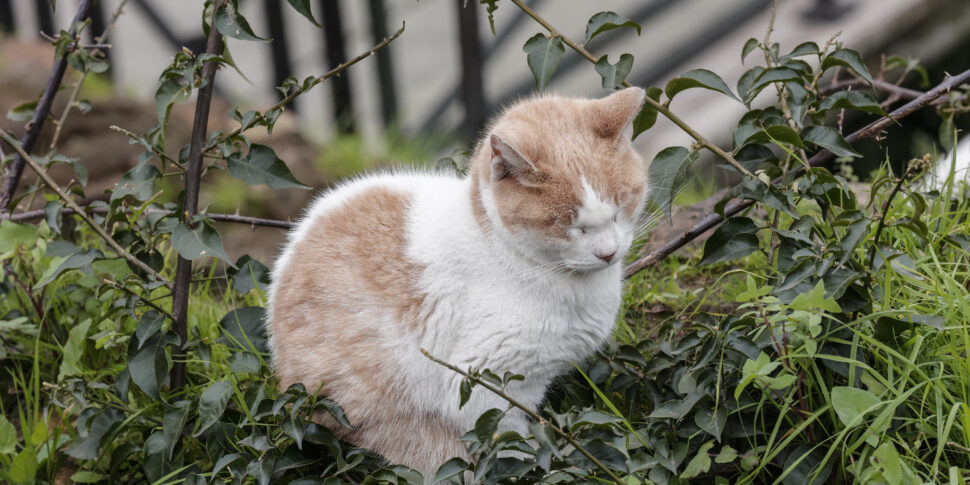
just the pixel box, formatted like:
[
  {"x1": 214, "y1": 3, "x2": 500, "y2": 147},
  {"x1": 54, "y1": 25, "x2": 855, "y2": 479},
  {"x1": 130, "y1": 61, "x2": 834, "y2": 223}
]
[{"x1": 471, "y1": 87, "x2": 648, "y2": 272}]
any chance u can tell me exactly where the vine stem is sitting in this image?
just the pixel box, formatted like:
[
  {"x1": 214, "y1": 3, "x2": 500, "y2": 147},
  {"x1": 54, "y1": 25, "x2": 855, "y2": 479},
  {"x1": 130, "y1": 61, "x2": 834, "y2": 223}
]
[
  {"x1": 0, "y1": 131, "x2": 171, "y2": 286},
  {"x1": 3, "y1": 204, "x2": 294, "y2": 229},
  {"x1": 623, "y1": 67, "x2": 970, "y2": 278},
  {"x1": 0, "y1": 0, "x2": 93, "y2": 213},
  {"x1": 420, "y1": 349, "x2": 626, "y2": 485},
  {"x1": 508, "y1": 0, "x2": 758, "y2": 181}
]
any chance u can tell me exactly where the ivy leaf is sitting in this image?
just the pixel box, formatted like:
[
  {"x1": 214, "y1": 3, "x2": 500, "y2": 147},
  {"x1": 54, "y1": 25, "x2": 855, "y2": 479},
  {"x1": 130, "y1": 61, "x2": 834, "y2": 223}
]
[
  {"x1": 665, "y1": 69, "x2": 741, "y2": 103},
  {"x1": 700, "y1": 217, "x2": 760, "y2": 265},
  {"x1": 831, "y1": 386, "x2": 882, "y2": 426},
  {"x1": 229, "y1": 254, "x2": 270, "y2": 294},
  {"x1": 693, "y1": 405, "x2": 727, "y2": 441},
  {"x1": 196, "y1": 380, "x2": 233, "y2": 436},
  {"x1": 802, "y1": 125, "x2": 861, "y2": 158},
  {"x1": 821, "y1": 48, "x2": 874, "y2": 85},
  {"x1": 648, "y1": 147, "x2": 699, "y2": 222},
  {"x1": 215, "y1": 0, "x2": 269, "y2": 42},
  {"x1": 594, "y1": 54, "x2": 634, "y2": 90},
  {"x1": 227, "y1": 144, "x2": 309, "y2": 190},
  {"x1": 632, "y1": 86, "x2": 663, "y2": 140},
  {"x1": 818, "y1": 90, "x2": 887, "y2": 116},
  {"x1": 111, "y1": 163, "x2": 161, "y2": 202},
  {"x1": 584, "y1": 11, "x2": 641, "y2": 44},
  {"x1": 522, "y1": 34, "x2": 565, "y2": 90},
  {"x1": 285, "y1": 0, "x2": 321, "y2": 27},
  {"x1": 680, "y1": 440, "x2": 715, "y2": 479},
  {"x1": 172, "y1": 221, "x2": 234, "y2": 265}
]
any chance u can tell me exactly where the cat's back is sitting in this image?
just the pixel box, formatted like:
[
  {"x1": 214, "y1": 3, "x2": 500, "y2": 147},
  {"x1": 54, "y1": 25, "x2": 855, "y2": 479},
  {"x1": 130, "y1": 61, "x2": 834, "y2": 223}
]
[{"x1": 266, "y1": 171, "x2": 465, "y2": 389}]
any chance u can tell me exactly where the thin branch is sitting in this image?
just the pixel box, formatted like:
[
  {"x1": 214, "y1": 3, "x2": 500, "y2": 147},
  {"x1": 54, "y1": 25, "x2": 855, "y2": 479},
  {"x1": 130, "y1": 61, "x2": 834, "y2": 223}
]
[
  {"x1": 2, "y1": 204, "x2": 295, "y2": 229},
  {"x1": 820, "y1": 78, "x2": 927, "y2": 101},
  {"x1": 0, "y1": 131, "x2": 171, "y2": 286},
  {"x1": 209, "y1": 22, "x2": 406, "y2": 149},
  {"x1": 103, "y1": 278, "x2": 176, "y2": 322},
  {"x1": 420, "y1": 349, "x2": 626, "y2": 485},
  {"x1": 508, "y1": 0, "x2": 758, "y2": 181},
  {"x1": 0, "y1": 0, "x2": 93, "y2": 213},
  {"x1": 624, "y1": 67, "x2": 970, "y2": 278}
]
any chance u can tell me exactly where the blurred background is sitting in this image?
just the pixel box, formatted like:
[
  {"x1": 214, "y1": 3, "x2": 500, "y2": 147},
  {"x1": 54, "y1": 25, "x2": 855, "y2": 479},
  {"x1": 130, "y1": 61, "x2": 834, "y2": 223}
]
[{"x1": 1, "y1": 0, "x2": 968, "y2": 261}]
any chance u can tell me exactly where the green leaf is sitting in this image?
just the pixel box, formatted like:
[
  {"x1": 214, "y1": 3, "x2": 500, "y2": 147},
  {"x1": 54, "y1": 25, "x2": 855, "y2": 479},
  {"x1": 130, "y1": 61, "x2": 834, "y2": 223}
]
[
  {"x1": 631, "y1": 86, "x2": 663, "y2": 140},
  {"x1": 665, "y1": 69, "x2": 741, "y2": 103},
  {"x1": 480, "y1": 0, "x2": 499, "y2": 35},
  {"x1": 285, "y1": 0, "x2": 321, "y2": 27},
  {"x1": 215, "y1": 0, "x2": 269, "y2": 41},
  {"x1": 172, "y1": 221, "x2": 234, "y2": 265},
  {"x1": 818, "y1": 90, "x2": 887, "y2": 116},
  {"x1": 196, "y1": 380, "x2": 233, "y2": 436},
  {"x1": 742, "y1": 67, "x2": 802, "y2": 103},
  {"x1": 474, "y1": 408, "x2": 504, "y2": 444},
  {"x1": 6, "y1": 100, "x2": 37, "y2": 122},
  {"x1": 523, "y1": 34, "x2": 565, "y2": 90},
  {"x1": 58, "y1": 318, "x2": 93, "y2": 380},
  {"x1": 9, "y1": 448, "x2": 37, "y2": 483},
  {"x1": 162, "y1": 401, "x2": 191, "y2": 460},
  {"x1": 801, "y1": 125, "x2": 861, "y2": 158},
  {"x1": 219, "y1": 307, "x2": 268, "y2": 354},
  {"x1": 111, "y1": 162, "x2": 161, "y2": 202},
  {"x1": 648, "y1": 392, "x2": 702, "y2": 419},
  {"x1": 584, "y1": 11, "x2": 641, "y2": 44},
  {"x1": 69, "y1": 471, "x2": 104, "y2": 483},
  {"x1": 741, "y1": 38, "x2": 759, "y2": 63},
  {"x1": 135, "y1": 310, "x2": 165, "y2": 350},
  {"x1": 680, "y1": 440, "x2": 714, "y2": 479},
  {"x1": 434, "y1": 457, "x2": 470, "y2": 483},
  {"x1": 694, "y1": 405, "x2": 727, "y2": 441},
  {"x1": 594, "y1": 53, "x2": 634, "y2": 90},
  {"x1": 790, "y1": 280, "x2": 842, "y2": 313},
  {"x1": 229, "y1": 254, "x2": 270, "y2": 294},
  {"x1": 0, "y1": 414, "x2": 16, "y2": 455},
  {"x1": 781, "y1": 41, "x2": 820, "y2": 59},
  {"x1": 154, "y1": 78, "x2": 190, "y2": 133},
  {"x1": 44, "y1": 200, "x2": 63, "y2": 234},
  {"x1": 872, "y1": 442, "x2": 903, "y2": 485},
  {"x1": 648, "y1": 147, "x2": 699, "y2": 222},
  {"x1": 226, "y1": 144, "x2": 309, "y2": 190},
  {"x1": 65, "y1": 408, "x2": 123, "y2": 460},
  {"x1": 821, "y1": 48, "x2": 874, "y2": 85},
  {"x1": 715, "y1": 446, "x2": 738, "y2": 464},
  {"x1": 0, "y1": 220, "x2": 38, "y2": 255},
  {"x1": 35, "y1": 248, "x2": 102, "y2": 288},
  {"x1": 127, "y1": 331, "x2": 175, "y2": 400},
  {"x1": 734, "y1": 124, "x2": 805, "y2": 150},
  {"x1": 700, "y1": 217, "x2": 760, "y2": 265},
  {"x1": 831, "y1": 386, "x2": 882, "y2": 427}
]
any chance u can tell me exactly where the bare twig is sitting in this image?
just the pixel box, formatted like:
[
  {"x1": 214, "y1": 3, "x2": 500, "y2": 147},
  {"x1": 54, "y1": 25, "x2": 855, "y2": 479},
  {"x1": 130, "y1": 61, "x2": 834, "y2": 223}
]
[
  {"x1": 420, "y1": 349, "x2": 626, "y2": 485},
  {"x1": 508, "y1": 0, "x2": 758, "y2": 181},
  {"x1": 170, "y1": 0, "x2": 225, "y2": 389},
  {"x1": 0, "y1": 0, "x2": 93, "y2": 213},
  {"x1": 3, "y1": 204, "x2": 295, "y2": 229},
  {"x1": 0, "y1": 131, "x2": 171, "y2": 285},
  {"x1": 624, "y1": 68, "x2": 970, "y2": 278},
  {"x1": 103, "y1": 278, "x2": 176, "y2": 322},
  {"x1": 820, "y1": 78, "x2": 929, "y2": 102}
]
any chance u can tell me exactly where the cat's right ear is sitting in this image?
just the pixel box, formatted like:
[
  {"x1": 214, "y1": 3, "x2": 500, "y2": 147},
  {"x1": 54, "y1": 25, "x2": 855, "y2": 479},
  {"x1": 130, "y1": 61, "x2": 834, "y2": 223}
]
[{"x1": 490, "y1": 134, "x2": 536, "y2": 181}]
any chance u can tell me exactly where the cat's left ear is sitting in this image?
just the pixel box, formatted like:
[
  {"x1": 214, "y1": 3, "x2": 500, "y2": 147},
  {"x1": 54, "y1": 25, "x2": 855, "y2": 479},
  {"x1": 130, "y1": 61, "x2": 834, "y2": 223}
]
[{"x1": 590, "y1": 87, "x2": 646, "y2": 141}]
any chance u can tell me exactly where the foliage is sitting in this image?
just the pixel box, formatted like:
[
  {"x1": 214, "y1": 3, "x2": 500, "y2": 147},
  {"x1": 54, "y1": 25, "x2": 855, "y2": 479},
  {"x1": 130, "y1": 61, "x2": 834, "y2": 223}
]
[{"x1": 1, "y1": 1, "x2": 969, "y2": 484}]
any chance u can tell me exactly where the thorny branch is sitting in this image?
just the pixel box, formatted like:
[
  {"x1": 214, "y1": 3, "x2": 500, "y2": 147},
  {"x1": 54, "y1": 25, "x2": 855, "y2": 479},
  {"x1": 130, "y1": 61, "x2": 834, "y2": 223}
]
[
  {"x1": 0, "y1": 0, "x2": 93, "y2": 213},
  {"x1": 623, "y1": 67, "x2": 970, "y2": 278},
  {"x1": 4, "y1": 205, "x2": 295, "y2": 229},
  {"x1": 508, "y1": 0, "x2": 759, "y2": 181},
  {"x1": 420, "y1": 349, "x2": 626, "y2": 485}
]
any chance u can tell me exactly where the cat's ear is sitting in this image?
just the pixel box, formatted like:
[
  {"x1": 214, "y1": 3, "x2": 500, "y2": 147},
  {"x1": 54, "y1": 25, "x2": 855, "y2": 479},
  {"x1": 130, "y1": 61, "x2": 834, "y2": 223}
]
[
  {"x1": 490, "y1": 134, "x2": 536, "y2": 181},
  {"x1": 590, "y1": 87, "x2": 646, "y2": 141}
]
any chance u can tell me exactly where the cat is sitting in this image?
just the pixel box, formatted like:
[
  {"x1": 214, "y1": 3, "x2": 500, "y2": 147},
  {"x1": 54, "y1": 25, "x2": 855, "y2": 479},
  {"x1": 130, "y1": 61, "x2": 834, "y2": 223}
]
[{"x1": 266, "y1": 86, "x2": 648, "y2": 479}]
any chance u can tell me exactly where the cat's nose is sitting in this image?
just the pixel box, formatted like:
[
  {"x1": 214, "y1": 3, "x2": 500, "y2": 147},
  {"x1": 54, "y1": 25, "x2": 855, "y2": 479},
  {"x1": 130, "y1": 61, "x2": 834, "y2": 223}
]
[{"x1": 596, "y1": 250, "x2": 616, "y2": 263}]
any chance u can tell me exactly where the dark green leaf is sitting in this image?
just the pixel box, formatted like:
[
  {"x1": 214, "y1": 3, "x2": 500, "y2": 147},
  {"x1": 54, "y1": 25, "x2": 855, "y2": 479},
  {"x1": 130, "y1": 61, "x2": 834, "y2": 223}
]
[
  {"x1": 802, "y1": 125, "x2": 861, "y2": 158},
  {"x1": 215, "y1": 0, "x2": 269, "y2": 41},
  {"x1": 821, "y1": 48, "x2": 873, "y2": 85},
  {"x1": 135, "y1": 310, "x2": 165, "y2": 349},
  {"x1": 162, "y1": 401, "x2": 191, "y2": 460},
  {"x1": 227, "y1": 144, "x2": 309, "y2": 189},
  {"x1": 594, "y1": 53, "x2": 634, "y2": 90},
  {"x1": 648, "y1": 147, "x2": 698, "y2": 222},
  {"x1": 35, "y1": 248, "x2": 102, "y2": 288},
  {"x1": 7, "y1": 100, "x2": 37, "y2": 122},
  {"x1": 694, "y1": 405, "x2": 727, "y2": 441},
  {"x1": 111, "y1": 163, "x2": 160, "y2": 202},
  {"x1": 434, "y1": 457, "x2": 470, "y2": 483},
  {"x1": 286, "y1": 0, "x2": 320, "y2": 27},
  {"x1": 584, "y1": 11, "x2": 641, "y2": 44},
  {"x1": 665, "y1": 68, "x2": 741, "y2": 103},
  {"x1": 818, "y1": 90, "x2": 887, "y2": 116},
  {"x1": 154, "y1": 78, "x2": 190, "y2": 133},
  {"x1": 741, "y1": 38, "x2": 759, "y2": 63},
  {"x1": 523, "y1": 34, "x2": 565, "y2": 90},
  {"x1": 65, "y1": 408, "x2": 123, "y2": 460},
  {"x1": 743, "y1": 67, "x2": 802, "y2": 103},
  {"x1": 647, "y1": 392, "x2": 703, "y2": 419},
  {"x1": 219, "y1": 307, "x2": 268, "y2": 354},
  {"x1": 459, "y1": 377, "x2": 472, "y2": 409},
  {"x1": 632, "y1": 86, "x2": 663, "y2": 140},
  {"x1": 282, "y1": 417, "x2": 305, "y2": 449},
  {"x1": 196, "y1": 380, "x2": 233, "y2": 436},
  {"x1": 700, "y1": 217, "x2": 761, "y2": 265},
  {"x1": 172, "y1": 221, "x2": 234, "y2": 265},
  {"x1": 44, "y1": 200, "x2": 63, "y2": 234},
  {"x1": 781, "y1": 444, "x2": 833, "y2": 485},
  {"x1": 734, "y1": 124, "x2": 805, "y2": 150},
  {"x1": 127, "y1": 331, "x2": 176, "y2": 399},
  {"x1": 781, "y1": 41, "x2": 820, "y2": 59},
  {"x1": 474, "y1": 408, "x2": 504, "y2": 444},
  {"x1": 229, "y1": 254, "x2": 270, "y2": 294}
]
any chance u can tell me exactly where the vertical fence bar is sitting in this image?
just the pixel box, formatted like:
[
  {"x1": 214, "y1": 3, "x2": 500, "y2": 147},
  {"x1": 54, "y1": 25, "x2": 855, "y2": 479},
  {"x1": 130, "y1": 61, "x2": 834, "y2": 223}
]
[
  {"x1": 263, "y1": 0, "x2": 295, "y2": 107},
  {"x1": 367, "y1": 0, "x2": 397, "y2": 127},
  {"x1": 0, "y1": 1, "x2": 14, "y2": 34},
  {"x1": 89, "y1": 0, "x2": 112, "y2": 80},
  {"x1": 320, "y1": 0, "x2": 355, "y2": 133},
  {"x1": 34, "y1": 0, "x2": 53, "y2": 37},
  {"x1": 455, "y1": 0, "x2": 486, "y2": 139}
]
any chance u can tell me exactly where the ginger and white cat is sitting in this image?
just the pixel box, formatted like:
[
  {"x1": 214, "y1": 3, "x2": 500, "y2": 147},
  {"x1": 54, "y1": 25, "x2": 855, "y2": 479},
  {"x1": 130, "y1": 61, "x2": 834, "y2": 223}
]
[{"x1": 267, "y1": 87, "x2": 648, "y2": 478}]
